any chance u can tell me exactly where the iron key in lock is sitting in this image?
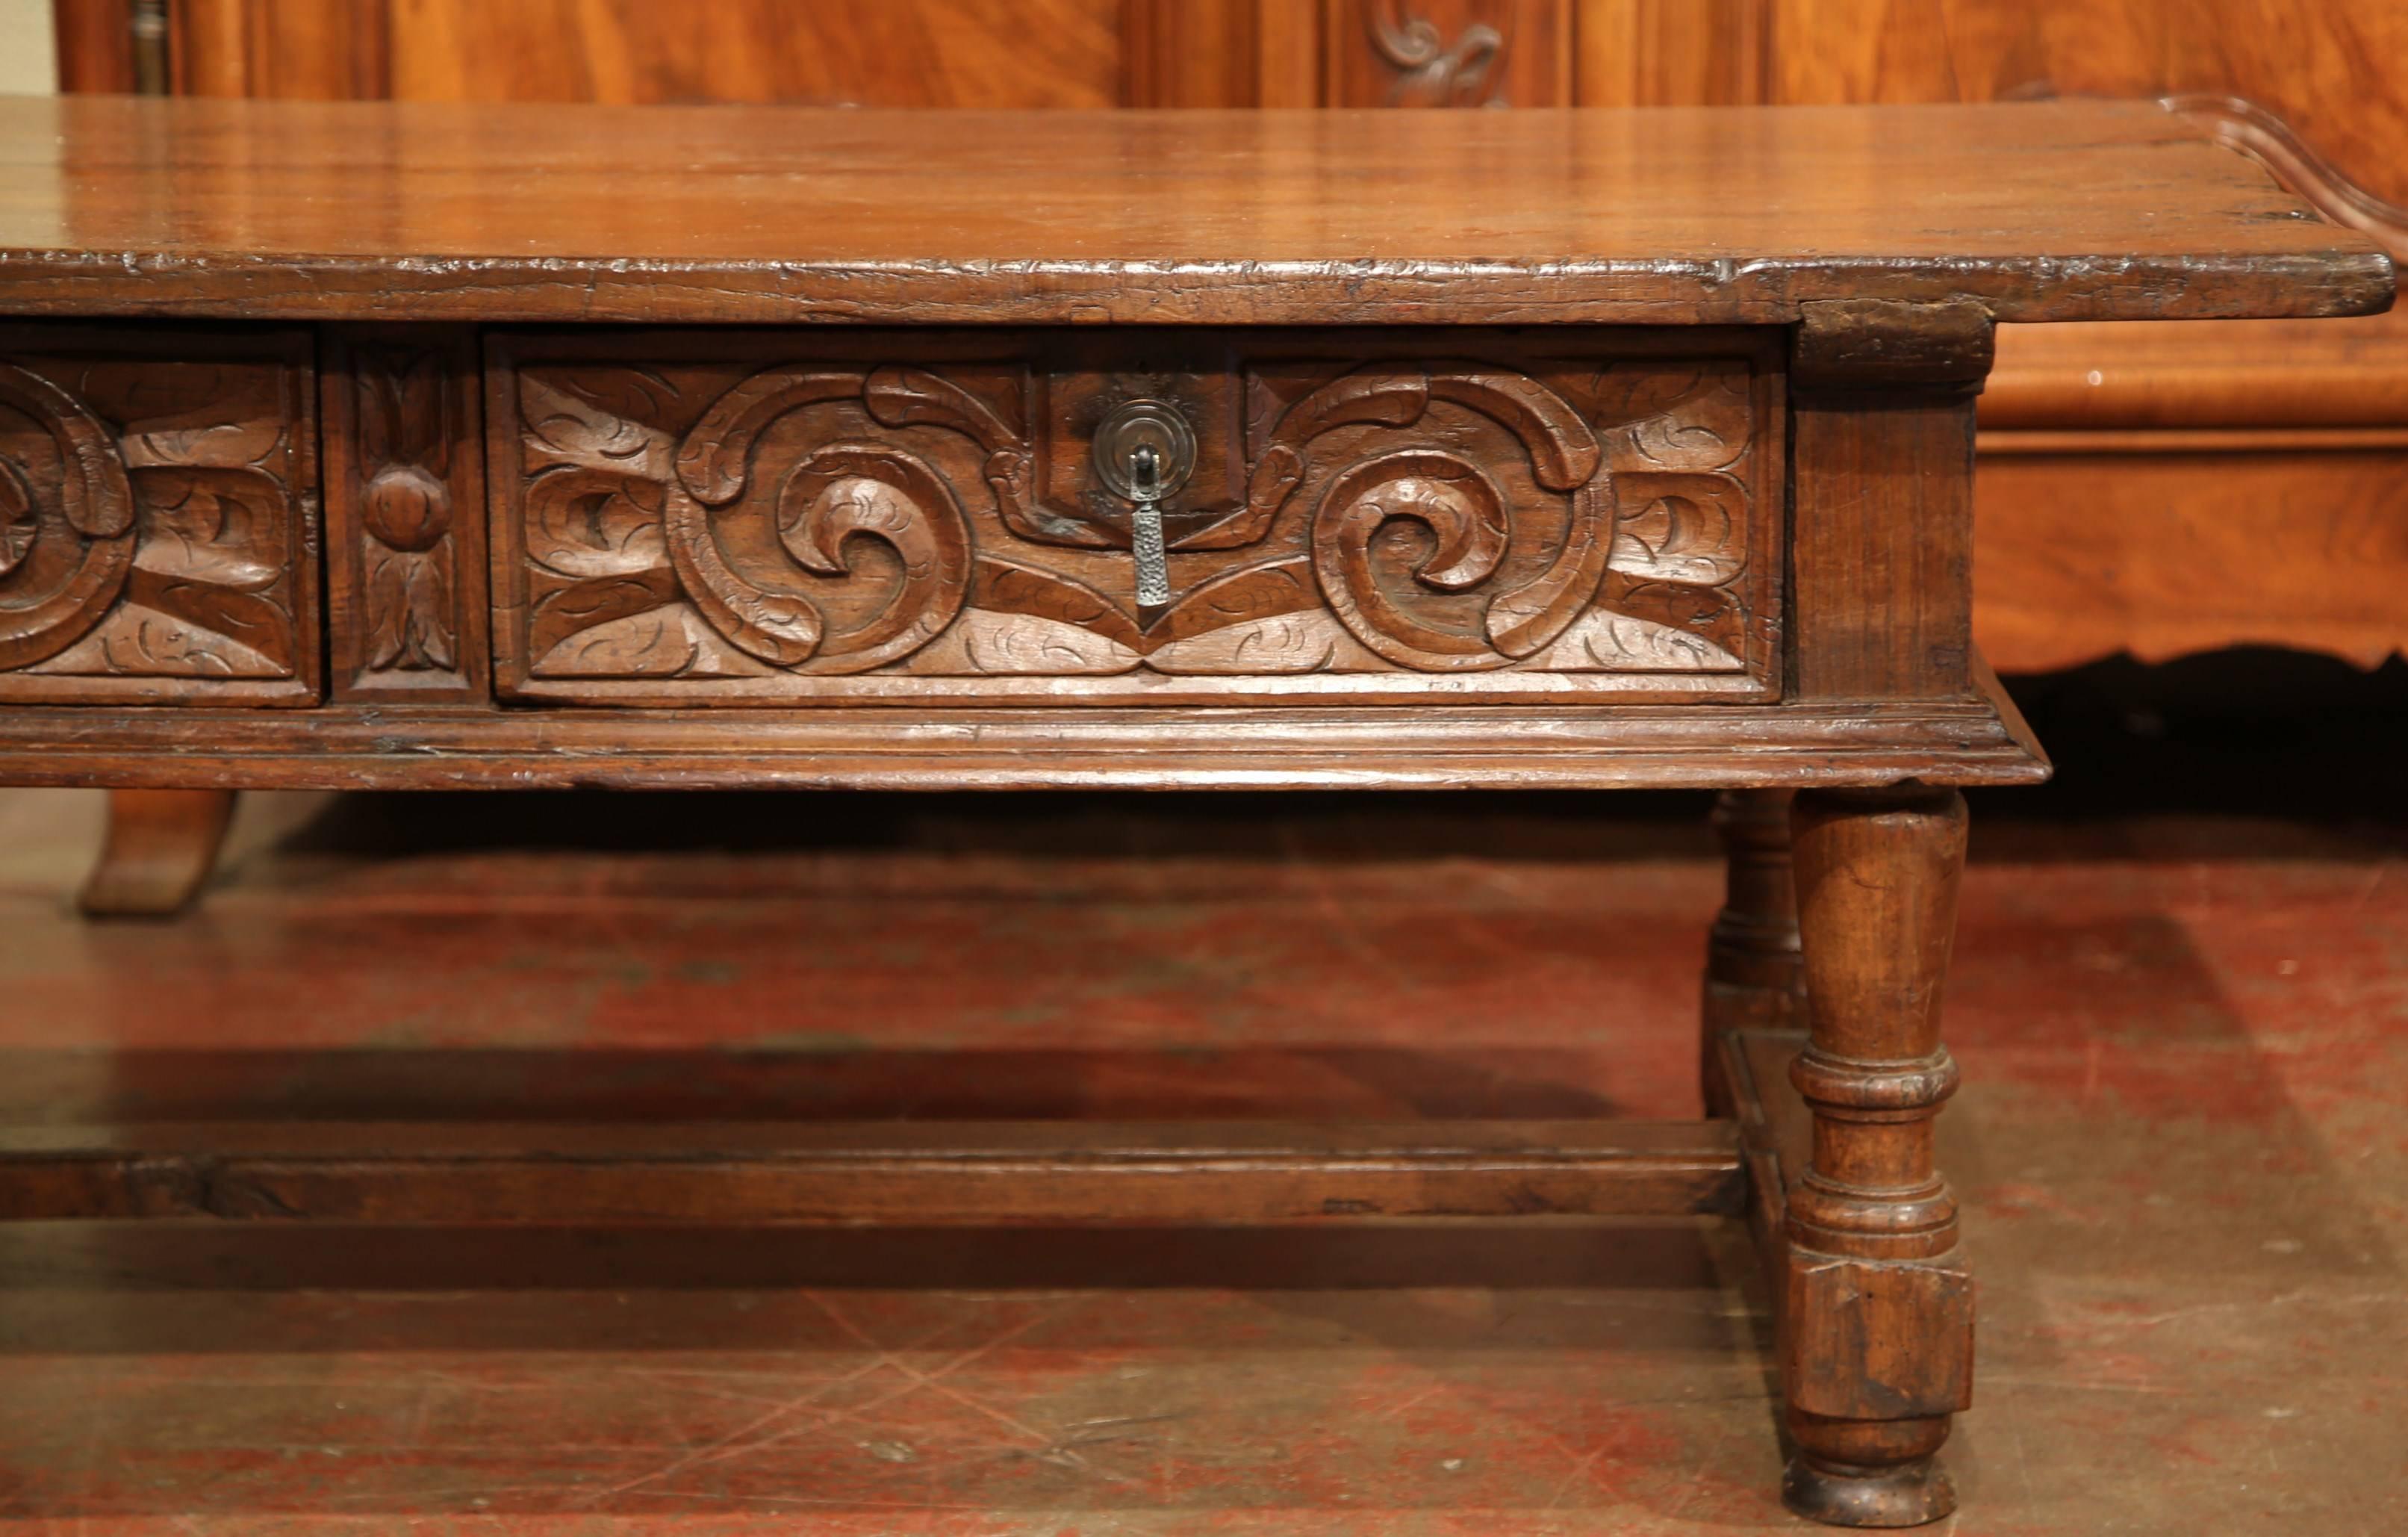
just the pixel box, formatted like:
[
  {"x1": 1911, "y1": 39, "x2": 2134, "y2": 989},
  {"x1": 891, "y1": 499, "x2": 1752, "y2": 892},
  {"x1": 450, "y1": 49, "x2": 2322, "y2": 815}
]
[
  {"x1": 1126, "y1": 444, "x2": 1171, "y2": 608},
  {"x1": 1094, "y1": 399, "x2": 1196, "y2": 614}
]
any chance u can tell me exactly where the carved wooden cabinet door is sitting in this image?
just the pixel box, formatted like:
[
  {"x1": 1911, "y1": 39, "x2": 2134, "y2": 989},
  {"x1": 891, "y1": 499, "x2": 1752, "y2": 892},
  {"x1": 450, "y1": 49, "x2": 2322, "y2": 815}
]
[
  {"x1": 0, "y1": 329, "x2": 318, "y2": 705},
  {"x1": 491, "y1": 330, "x2": 1779, "y2": 707}
]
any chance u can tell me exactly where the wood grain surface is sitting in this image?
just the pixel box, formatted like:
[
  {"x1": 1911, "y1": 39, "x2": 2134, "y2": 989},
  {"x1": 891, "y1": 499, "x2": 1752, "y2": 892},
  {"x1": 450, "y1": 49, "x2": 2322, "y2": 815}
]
[
  {"x1": 0, "y1": 1117, "x2": 1745, "y2": 1225},
  {"x1": 1788, "y1": 302, "x2": 1984, "y2": 702},
  {"x1": 382, "y1": 0, "x2": 1126, "y2": 108},
  {"x1": 0, "y1": 95, "x2": 2386, "y2": 326},
  {"x1": 1973, "y1": 447, "x2": 2408, "y2": 671},
  {"x1": 1985, "y1": 314, "x2": 2408, "y2": 430},
  {"x1": 0, "y1": 689, "x2": 2049, "y2": 792},
  {"x1": 1779, "y1": 784, "x2": 1974, "y2": 1523},
  {"x1": 1767, "y1": 0, "x2": 2408, "y2": 213}
]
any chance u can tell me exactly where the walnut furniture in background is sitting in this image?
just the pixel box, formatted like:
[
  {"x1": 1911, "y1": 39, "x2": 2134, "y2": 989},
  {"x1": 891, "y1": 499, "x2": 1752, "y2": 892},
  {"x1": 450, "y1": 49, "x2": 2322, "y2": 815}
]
[{"x1": 0, "y1": 95, "x2": 2385, "y2": 1524}]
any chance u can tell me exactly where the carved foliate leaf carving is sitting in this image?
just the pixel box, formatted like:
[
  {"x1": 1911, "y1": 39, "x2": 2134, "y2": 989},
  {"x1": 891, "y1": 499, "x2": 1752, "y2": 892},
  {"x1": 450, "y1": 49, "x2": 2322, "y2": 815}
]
[
  {"x1": 329, "y1": 335, "x2": 491, "y2": 697},
  {"x1": 502, "y1": 342, "x2": 1769, "y2": 701},
  {"x1": 0, "y1": 341, "x2": 313, "y2": 702}
]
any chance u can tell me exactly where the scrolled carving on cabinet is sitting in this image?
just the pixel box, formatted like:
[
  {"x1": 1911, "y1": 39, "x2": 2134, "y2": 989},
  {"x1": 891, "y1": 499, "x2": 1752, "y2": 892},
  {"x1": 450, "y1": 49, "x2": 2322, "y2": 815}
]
[
  {"x1": 0, "y1": 333, "x2": 317, "y2": 705},
  {"x1": 1364, "y1": 1, "x2": 1508, "y2": 108},
  {"x1": 326, "y1": 329, "x2": 488, "y2": 701},
  {"x1": 495, "y1": 335, "x2": 1778, "y2": 705}
]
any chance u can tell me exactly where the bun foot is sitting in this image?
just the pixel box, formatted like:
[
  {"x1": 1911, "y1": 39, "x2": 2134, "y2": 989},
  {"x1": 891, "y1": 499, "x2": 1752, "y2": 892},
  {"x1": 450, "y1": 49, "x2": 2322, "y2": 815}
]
[{"x1": 1782, "y1": 1453, "x2": 1956, "y2": 1528}]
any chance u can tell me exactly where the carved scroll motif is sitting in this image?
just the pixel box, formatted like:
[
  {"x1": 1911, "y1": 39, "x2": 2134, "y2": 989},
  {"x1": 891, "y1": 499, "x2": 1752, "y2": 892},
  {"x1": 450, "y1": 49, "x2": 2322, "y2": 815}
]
[
  {"x1": 508, "y1": 353, "x2": 1762, "y2": 692},
  {"x1": 1366, "y1": 2, "x2": 1508, "y2": 108},
  {"x1": 0, "y1": 350, "x2": 310, "y2": 700},
  {"x1": 1247, "y1": 365, "x2": 1615, "y2": 671},
  {"x1": 522, "y1": 367, "x2": 980, "y2": 678},
  {"x1": 0, "y1": 364, "x2": 137, "y2": 671},
  {"x1": 666, "y1": 367, "x2": 976, "y2": 674}
]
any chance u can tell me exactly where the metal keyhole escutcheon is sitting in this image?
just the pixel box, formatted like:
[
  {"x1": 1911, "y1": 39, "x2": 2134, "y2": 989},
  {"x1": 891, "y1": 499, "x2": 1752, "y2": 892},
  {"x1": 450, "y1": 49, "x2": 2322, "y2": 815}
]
[{"x1": 1095, "y1": 399, "x2": 1195, "y2": 610}]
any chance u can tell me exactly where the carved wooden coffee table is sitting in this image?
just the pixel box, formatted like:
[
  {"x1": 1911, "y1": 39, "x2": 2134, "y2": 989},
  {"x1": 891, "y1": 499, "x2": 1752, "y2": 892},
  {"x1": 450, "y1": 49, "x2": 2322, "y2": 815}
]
[{"x1": 0, "y1": 95, "x2": 2386, "y2": 1526}]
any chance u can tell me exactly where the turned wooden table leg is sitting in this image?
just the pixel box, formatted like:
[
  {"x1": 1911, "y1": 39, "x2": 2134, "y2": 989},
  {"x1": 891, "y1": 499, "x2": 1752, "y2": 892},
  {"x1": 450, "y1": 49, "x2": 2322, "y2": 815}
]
[
  {"x1": 1781, "y1": 785, "x2": 1973, "y2": 1527},
  {"x1": 77, "y1": 789, "x2": 237, "y2": 919},
  {"x1": 1701, "y1": 788, "x2": 1806, "y2": 1117}
]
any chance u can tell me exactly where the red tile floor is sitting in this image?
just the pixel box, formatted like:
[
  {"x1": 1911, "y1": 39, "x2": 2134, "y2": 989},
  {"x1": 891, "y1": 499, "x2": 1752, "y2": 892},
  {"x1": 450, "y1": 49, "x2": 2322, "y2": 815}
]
[{"x1": 0, "y1": 783, "x2": 2401, "y2": 1535}]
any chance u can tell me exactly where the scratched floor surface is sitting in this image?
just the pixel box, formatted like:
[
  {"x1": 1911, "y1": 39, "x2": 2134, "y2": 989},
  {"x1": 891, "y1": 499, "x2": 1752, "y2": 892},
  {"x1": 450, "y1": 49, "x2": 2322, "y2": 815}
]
[{"x1": 0, "y1": 786, "x2": 2401, "y2": 1536}]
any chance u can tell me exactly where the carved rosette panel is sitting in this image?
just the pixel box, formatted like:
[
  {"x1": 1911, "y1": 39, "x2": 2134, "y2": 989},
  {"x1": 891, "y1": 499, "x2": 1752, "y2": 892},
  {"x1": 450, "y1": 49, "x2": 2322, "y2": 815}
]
[
  {"x1": 327, "y1": 330, "x2": 487, "y2": 700},
  {"x1": 0, "y1": 335, "x2": 317, "y2": 705},
  {"x1": 498, "y1": 337, "x2": 1773, "y2": 704}
]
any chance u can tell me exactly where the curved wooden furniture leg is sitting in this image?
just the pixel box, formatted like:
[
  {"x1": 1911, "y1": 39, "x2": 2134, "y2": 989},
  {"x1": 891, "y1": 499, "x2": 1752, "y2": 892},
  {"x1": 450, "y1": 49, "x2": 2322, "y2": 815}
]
[
  {"x1": 1781, "y1": 786, "x2": 1972, "y2": 1528},
  {"x1": 78, "y1": 789, "x2": 237, "y2": 919},
  {"x1": 1701, "y1": 788, "x2": 1806, "y2": 1117}
]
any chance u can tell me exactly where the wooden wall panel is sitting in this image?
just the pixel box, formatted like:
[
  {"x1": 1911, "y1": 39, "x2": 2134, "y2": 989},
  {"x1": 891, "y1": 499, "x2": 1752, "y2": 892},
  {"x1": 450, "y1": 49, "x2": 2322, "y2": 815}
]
[
  {"x1": 170, "y1": 0, "x2": 386, "y2": 98},
  {"x1": 382, "y1": 0, "x2": 1124, "y2": 108},
  {"x1": 52, "y1": 0, "x2": 139, "y2": 93},
  {"x1": 1983, "y1": 316, "x2": 2408, "y2": 431},
  {"x1": 1764, "y1": 0, "x2": 2408, "y2": 209},
  {"x1": 1575, "y1": 0, "x2": 1764, "y2": 106},
  {"x1": 1125, "y1": 0, "x2": 1269, "y2": 108},
  {"x1": 1973, "y1": 449, "x2": 2408, "y2": 671},
  {"x1": 1253, "y1": 3, "x2": 1323, "y2": 108}
]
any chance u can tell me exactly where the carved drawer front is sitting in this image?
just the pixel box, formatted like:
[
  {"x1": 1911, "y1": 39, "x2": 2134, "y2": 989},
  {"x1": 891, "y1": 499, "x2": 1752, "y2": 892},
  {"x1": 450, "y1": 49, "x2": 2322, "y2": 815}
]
[
  {"x1": 492, "y1": 330, "x2": 1780, "y2": 706},
  {"x1": 0, "y1": 328, "x2": 319, "y2": 706}
]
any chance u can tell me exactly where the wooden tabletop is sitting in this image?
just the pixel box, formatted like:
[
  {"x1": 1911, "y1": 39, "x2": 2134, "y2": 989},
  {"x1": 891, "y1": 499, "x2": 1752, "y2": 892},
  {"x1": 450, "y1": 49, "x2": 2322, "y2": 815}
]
[{"x1": 0, "y1": 94, "x2": 2389, "y2": 327}]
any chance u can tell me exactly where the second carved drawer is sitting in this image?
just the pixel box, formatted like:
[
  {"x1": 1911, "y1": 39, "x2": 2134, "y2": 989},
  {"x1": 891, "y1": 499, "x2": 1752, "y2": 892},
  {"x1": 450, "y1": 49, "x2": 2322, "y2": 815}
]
[{"x1": 343, "y1": 327, "x2": 1786, "y2": 709}]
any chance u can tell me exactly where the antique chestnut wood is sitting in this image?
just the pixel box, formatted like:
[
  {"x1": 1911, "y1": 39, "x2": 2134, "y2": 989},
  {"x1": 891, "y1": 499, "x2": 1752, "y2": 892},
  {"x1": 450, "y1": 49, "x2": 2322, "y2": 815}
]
[{"x1": 0, "y1": 94, "x2": 2386, "y2": 1527}]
